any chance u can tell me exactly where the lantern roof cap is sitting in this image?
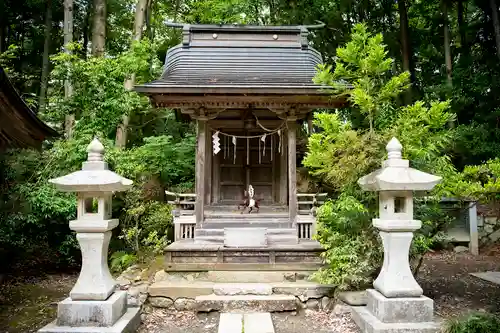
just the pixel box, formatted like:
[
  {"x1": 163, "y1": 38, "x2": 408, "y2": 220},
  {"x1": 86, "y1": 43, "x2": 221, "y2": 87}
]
[
  {"x1": 49, "y1": 138, "x2": 133, "y2": 192},
  {"x1": 358, "y1": 137, "x2": 441, "y2": 192}
]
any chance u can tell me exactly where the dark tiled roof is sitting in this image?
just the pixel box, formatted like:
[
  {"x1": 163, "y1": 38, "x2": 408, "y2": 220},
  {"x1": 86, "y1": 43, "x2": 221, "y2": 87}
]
[
  {"x1": 136, "y1": 24, "x2": 327, "y2": 93},
  {"x1": 0, "y1": 67, "x2": 57, "y2": 149}
]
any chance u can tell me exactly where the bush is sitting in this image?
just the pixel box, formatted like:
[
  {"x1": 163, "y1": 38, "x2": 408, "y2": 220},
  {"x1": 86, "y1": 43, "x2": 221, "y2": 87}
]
[
  {"x1": 444, "y1": 313, "x2": 500, "y2": 333},
  {"x1": 312, "y1": 195, "x2": 382, "y2": 290}
]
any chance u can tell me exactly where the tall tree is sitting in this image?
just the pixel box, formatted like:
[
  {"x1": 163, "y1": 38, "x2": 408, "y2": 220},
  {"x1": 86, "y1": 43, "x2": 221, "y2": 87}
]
[
  {"x1": 443, "y1": 0, "x2": 453, "y2": 89},
  {"x1": 116, "y1": 0, "x2": 150, "y2": 148},
  {"x1": 91, "y1": 0, "x2": 106, "y2": 56},
  {"x1": 398, "y1": 0, "x2": 413, "y2": 103},
  {"x1": 489, "y1": 0, "x2": 500, "y2": 59},
  {"x1": 38, "y1": 0, "x2": 53, "y2": 112},
  {"x1": 64, "y1": 0, "x2": 75, "y2": 138},
  {"x1": 457, "y1": 0, "x2": 467, "y2": 56}
]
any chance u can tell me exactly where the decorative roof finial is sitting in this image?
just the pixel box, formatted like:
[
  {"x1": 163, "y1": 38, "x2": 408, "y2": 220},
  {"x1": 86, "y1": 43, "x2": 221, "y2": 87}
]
[
  {"x1": 386, "y1": 137, "x2": 402, "y2": 160},
  {"x1": 87, "y1": 137, "x2": 105, "y2": 162}
]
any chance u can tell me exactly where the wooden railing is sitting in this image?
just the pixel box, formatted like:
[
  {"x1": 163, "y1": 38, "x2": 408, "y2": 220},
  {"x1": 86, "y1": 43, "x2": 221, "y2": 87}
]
[
  {"x1": 166, "y1": 191, "x2": 197, "y2": 241},
  {"x1": 296, "y1": 193, "x2": 326, "y2": 240},
  {"x1": 174, "y1": 216, "x2": 196, "y2": 241}
]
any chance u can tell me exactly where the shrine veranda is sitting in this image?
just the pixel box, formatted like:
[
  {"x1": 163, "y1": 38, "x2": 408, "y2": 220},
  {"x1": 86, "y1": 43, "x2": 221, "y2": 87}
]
[{"x1": 135, "y1": 23, "x2": 347, "y2": 270}]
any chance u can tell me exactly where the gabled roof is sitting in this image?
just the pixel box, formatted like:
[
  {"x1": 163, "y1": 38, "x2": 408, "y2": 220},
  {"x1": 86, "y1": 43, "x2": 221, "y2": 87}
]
[
  {"x1": 135, "y1": 23, "x2": 332, "y2": 96},
  {"x1": 0, "y1": 67, "x2": 57, "y2": 149}
]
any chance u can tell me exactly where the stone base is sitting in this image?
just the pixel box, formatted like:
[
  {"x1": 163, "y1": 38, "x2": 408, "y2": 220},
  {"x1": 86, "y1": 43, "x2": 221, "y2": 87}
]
[
  {"x1": 351, "y1": 289, "x2": 441, "y2": 333},
  {"x1": 57, "y1": 291, "x2": 127, "y2": 327},
  {"x1": 38, "y1": 307, "x2": 140, "y2": 333},
  {"x1": 352, "y1": 307, "x2": 441, "y2": 333}
]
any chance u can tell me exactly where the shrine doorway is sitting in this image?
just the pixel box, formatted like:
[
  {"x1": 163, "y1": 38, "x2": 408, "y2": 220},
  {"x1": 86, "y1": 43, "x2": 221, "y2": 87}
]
[{"x1": 213, "y1": 130, "x2": 285, "y2": 206}]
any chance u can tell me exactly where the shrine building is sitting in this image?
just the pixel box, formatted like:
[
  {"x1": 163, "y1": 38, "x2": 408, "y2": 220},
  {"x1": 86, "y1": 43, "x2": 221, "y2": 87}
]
[{"x1": 136, "y1": 24, "x2": 346, "y2": 271}]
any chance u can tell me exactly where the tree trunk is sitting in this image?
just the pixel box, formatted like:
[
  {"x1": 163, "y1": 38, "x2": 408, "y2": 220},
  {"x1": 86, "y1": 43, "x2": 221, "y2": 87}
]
[
  {"x1": 82, "y1": 0, "x2": 93, "y2": 58},
  {"x1": 38, "y1": 0, "x2": 53, "y2": 112},
  {"x1": 443, "y1": 0, "x2": 453, "y2": 89},
  {"x1": 64, "y1": 0, "x2": 75, "y2": 138},
  {"x1": 115, "y1": 0, "x2": 149, "y2": 149},
  {"x1": 457, "y1": 0, "x2": 467, "y2": 56},
  {"x1": 91, "y1": 0, "x2": 106, "y2": 57},
  {"x1": 398, "y1": 0, "x2": 413, "y2": 104},
  {"x1": 490, "y1": 0, "x2": 500, "y2": 60},
  {"x1": 133, "y1": 0, "x2": 149, "y2": 41}
]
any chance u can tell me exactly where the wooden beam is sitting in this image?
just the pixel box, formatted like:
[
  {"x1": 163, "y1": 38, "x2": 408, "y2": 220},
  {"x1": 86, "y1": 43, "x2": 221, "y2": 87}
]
[
  {"x1": 288, "y1": 120, "x2": 297, "y2": 226},
  {"x1": 151, "y1": 94, "x2": 346, "y2": 110},
  {"x1": 195, "y1": 120, "x2": 206, "y2": 226}
]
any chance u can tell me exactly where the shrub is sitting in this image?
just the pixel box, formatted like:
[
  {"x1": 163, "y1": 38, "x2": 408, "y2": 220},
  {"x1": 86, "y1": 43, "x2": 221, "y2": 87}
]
[{"x1": 444, "y1": 313, "x2": 500, "y2": 333}]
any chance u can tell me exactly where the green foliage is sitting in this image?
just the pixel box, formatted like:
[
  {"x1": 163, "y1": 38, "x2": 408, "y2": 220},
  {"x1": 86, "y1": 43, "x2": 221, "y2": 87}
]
[
  {"x1": 314, "y1": 24, "x2": 411, "y2": 132},
  {"x1": 110, "y1": 251, "x2": 138, "y2": 273},
  {"x1": 443, "y1": 313, "x2": 500, "y2": 333},
  {"x1": 312, "y1": 196, "x2": 382, "y2": 290},
  {"x1": 47, "y1": 40, "x2": 161, "y2": 137},
  {"x1": 0, "y1": 42, "x2": 195, "y2": 271}
]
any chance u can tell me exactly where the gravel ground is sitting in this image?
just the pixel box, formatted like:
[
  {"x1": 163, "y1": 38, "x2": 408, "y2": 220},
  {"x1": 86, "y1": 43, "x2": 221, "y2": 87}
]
[
  {"x1": 272, "y1": 310, "x2": 360, "y2": 333},
  {"x1": 138, "y1": 310, "x2": 219, "y2": 333},
  {"x1": 138, "y1": 309, "x2": 360, "y2": 333}
]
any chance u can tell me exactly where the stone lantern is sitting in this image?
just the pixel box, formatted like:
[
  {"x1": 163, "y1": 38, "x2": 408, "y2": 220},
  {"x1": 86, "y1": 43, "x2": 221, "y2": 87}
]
[
  {"x1": 353, "y1": 138, "x2": 442, "y2": 333},
  {"x1": 39, "y1": 138, "x2": 140, "y2": 333}
]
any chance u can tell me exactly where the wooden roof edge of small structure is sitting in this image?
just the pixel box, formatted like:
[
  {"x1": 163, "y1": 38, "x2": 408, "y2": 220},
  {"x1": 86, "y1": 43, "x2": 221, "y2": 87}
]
[
  {"x1": 0, "y1": 66, "x2": 58, "y2": 150},
  {"x1": 135, "y1": 22, "x2": 348, "y2": 110}
]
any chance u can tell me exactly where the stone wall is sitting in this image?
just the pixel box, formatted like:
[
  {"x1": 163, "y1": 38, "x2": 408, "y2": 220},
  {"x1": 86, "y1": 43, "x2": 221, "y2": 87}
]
[
  {"x1": 478, "y1": 215, "x2": 500, "y2": 245},
  {"x1": 477, "y1": 203, "x2": 500, "y2": 245}
]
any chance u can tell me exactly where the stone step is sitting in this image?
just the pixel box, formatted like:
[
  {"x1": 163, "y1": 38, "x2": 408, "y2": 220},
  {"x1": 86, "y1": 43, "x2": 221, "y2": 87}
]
[
  {"x1": 195, "y1": 228, "x2": 296, "y2": 236},
  {"x1": 213, "y1": 283, "x2": 273, "y2": 296},
  {"x1": 205, "y1": 213, "x2": 288, "y2": 219},
  {"x1": 196, "y1": 294, "x2": 296, "y2": 312},
  {"x1": 148, "y1": 280, "x2": 334, "y2": 300},
  {"x1": 201, "y1": 222, "x2": 290, "y2": 229}
]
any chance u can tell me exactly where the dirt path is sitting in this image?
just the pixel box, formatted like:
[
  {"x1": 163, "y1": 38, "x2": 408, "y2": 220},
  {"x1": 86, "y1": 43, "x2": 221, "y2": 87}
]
[{"x1": 418, "y1": 246, "x2": 500, "y2": 318}]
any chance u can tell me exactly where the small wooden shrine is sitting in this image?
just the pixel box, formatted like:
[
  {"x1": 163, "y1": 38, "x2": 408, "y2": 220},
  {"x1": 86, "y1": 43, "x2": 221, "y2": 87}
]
[
  {"x1": 0, "y1": 67, "x2": 57, "y2": 149},
  {"x1": 136, "y1": 24, "x2": 346, "y2": 270}
]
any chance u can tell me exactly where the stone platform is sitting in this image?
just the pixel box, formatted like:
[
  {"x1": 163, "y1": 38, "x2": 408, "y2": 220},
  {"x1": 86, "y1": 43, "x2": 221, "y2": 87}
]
[{"x1": 164, "y1": 240, "x2": 323, "y2": 271}]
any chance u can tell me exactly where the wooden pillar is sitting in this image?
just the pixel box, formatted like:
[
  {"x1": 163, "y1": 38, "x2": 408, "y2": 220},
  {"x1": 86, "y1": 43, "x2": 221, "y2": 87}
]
[
  {"x1": 195, "y1": 119, "x2": 206, "y2": 226},
  {"x1": 279, "y1": 131, "x2": 288, "y2": 205},
  {"x1": 212, "y1": 150, "x2": 220, "y2": 204},
  {"x1": 205, "y1": 125, "x2": 212, "y2": 205},
  {"x1": 287, "y1": 119, "x2": 297, "y2": 226}
]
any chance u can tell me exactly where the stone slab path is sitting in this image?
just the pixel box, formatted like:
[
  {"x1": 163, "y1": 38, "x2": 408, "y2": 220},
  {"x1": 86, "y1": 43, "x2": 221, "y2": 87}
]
[
  {"x1": 218, "y1": 313, "x2": 274, "y2": 333},
  {"x1": 470, "y1": 271, "x2": 500, "y2": 285}
]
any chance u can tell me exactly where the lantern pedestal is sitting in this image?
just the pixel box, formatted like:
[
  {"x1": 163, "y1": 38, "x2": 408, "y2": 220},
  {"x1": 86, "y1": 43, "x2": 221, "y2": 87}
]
[{"x1": 38, "y1": 138, "x2": 140, "y2": 333}]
